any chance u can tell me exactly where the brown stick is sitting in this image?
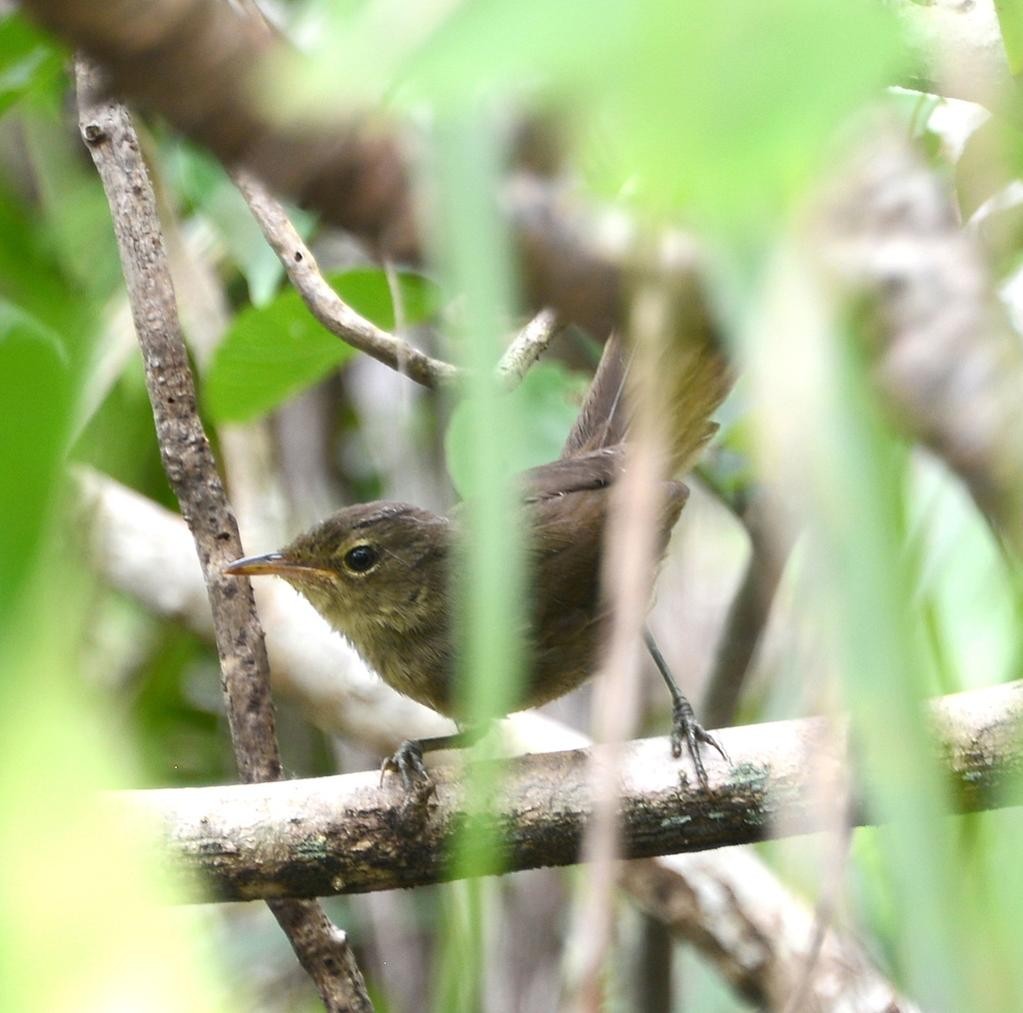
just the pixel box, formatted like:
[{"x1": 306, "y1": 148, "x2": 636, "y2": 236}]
[
  {"x1": 115, "y1": 681, "x2": 1023, "y2": 901},
  {"x1": 75, "y1": 59, "x2": 372, "y2": 1013},
  {"x1": 232, "y1": 169, "x2": 458, "y2": 388},
  {"x1": 234, "y1": 169, "x2": 562, "y2": 391}
]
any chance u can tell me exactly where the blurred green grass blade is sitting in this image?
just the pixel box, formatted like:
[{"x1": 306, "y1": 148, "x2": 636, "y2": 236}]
[
  {"x1": 204, "y1": 269, "x2": 439, "y2": 424},
  {"x1": 432, "y1": 114, "x2": 524, "y2": 729},
  {"x1": 0, "y1": 302, "x2": 71, "y2": 626},
  {"x1": 995, "y1": 0, "x2": 1023, "y2": 75},
  {"x1": 0, "y1": 253, "x2": 226, "y2": 1010},
  {"x1": 747, "y1": 248, "x2": 970, "y2": 1007},
  {"x1": 0, "y1": 583, "x2": 230, "y2": 1010},
  {"x1": 909, "y1": 457, "x2": 1019, "y2": 692},
  {"x1": 429, "y1": 113, "x2": 524, "y2": 1010}
]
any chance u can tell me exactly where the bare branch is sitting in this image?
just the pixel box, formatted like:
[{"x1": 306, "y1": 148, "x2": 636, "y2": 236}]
[
  {"x1": 496, "y1": 308, "x2": 561, "y2": 388},
  {"x1": 233, "y1": 169, "x2": 459, "y2": 388},
  {"x1": 235, "y1": 170, "x2": 562, "y2": 392},
  {"x1": 621, "y1": 849, "x2": 912, "y2": 1013},
  {"x1": 115, "y1": 681, "x2": 1023, "y2": 900},
  {"x1": 567, "y1": 270, "x2": 683, "y2": 1009},
  {"x1": 75, "y1": 62, "x2": 371, "y2": 1013}
]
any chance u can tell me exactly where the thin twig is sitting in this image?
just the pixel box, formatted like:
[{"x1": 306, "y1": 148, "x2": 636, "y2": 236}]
[
  {"x1": 235, "y1": 170, "x2": 561, "y2": 394},
  {"x1": 566, "y1": 278, "x2": 672, "y2": 1012},
  {"x1": 495, "y1": 307, "x2": 561, "y2": 388},
  {"x1": 233, "y1": 168, "x2": 458, "y2": 389},
  {"x1": 75, "y1": 60, "x2": 373, "y2": 1013}
]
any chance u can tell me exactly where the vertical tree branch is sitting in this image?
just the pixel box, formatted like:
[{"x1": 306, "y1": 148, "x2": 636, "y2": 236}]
[{"x1": 75, "y1": 59, "x2": 372, "y2": 1013}]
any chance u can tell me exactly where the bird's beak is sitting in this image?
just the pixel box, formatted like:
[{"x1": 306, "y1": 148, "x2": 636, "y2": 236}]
[{"x1": 224, "y1": 552, "x2": 333, "y2": 579}]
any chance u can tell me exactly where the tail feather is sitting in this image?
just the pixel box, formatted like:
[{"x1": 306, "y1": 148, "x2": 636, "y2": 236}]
[
  {"x1": 562, "y1": 329, "x2": 731, "y2": 475},
  {"x1": 561, "y1": 333, "x2": 631, "y2": 457}
]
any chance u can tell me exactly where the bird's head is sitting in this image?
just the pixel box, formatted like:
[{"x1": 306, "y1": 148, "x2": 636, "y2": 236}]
[{"x1": 225, "y1": 502, "x2": 453, "y2": 638}]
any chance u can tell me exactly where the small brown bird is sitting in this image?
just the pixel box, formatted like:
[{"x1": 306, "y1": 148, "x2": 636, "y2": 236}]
[{"x1": 227, "y1": 332, "x2": 729, "y2": 791}]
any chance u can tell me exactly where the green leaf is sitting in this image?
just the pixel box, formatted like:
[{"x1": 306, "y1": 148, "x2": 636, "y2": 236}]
[
  {"x1": 0, "y1": 13, "x2": 63, "y2": 119},
  {"x1": 445, "y1": 361, "x2": 588, "y2": 498},
  {"x1": 205, "y1": 269, "x2": 439, "y2": 424}
]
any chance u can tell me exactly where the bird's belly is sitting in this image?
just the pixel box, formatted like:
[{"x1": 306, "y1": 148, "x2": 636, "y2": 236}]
[{"x1": 354, "y1": 612, "x2": 603, "y2": 719}]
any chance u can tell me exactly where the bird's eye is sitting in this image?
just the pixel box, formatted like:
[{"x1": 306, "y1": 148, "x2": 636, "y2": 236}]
[{"x1": 343, "y1": 544, "x2": 379, "y2": 574}]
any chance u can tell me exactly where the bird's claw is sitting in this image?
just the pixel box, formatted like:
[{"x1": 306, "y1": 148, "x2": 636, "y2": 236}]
[
  {"x1": 380, "y1": 740, "x2": 436, "y2": 810},
  {"x1": 671, "y1": 701, "x2": 729, "y2": 790}
]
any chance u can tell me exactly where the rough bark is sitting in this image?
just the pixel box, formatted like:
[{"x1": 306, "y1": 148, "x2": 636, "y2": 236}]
[
  {"x1": 76, "y1": 61, "x2": 372, "y2": 1012},
  {"x1": 114, "y1": 682, "x2": 1023, "y2": 900}
]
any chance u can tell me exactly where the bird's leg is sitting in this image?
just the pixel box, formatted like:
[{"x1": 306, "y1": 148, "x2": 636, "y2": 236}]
[
  {"x1": 644, "y1": 627, "x2": 729, "y2": 788},
  {"x1": 381, "y1": 724, "x2": 489, "y2": 802}
]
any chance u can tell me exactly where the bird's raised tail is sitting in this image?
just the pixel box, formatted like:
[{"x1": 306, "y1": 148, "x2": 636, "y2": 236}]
[{"x1": 561, "y1": 319, "x2": 732, "y2": 476}]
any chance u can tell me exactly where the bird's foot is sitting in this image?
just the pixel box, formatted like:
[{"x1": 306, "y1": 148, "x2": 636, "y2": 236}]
[
  {"x1": 380, "y1": 739, "x2": 437, "y2": 811},
  {"x1": 670, "y1": 699, "x2": 729, "y2": 790}
]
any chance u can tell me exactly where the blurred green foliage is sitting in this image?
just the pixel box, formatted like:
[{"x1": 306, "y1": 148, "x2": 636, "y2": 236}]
[
  {"x1": 0, "y1": 14, "x2": 62, "y2": 117},
  {"x1": 205, "y1": 269, "x2": 439, "y2": 423},
  {"x1": 2, "y1": 0, "x2": 1023, "y2": 1009},
  {"x1": 444, "y1": 360, "x2": 588, "y2": 498}
]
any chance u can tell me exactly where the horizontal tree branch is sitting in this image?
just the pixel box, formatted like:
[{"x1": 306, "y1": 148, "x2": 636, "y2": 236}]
[
  {"x1": 114, "y1": 681, "x2": 1023, "y2": 901},
  {"x1": 23, "y1": 0, "x2": 1017, "y2": 266}
]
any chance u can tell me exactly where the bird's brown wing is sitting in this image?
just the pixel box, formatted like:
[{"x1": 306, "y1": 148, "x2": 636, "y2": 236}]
[
  {"x1": 519, "y1": 457, "x2": 689, "y2": 707},
  {"x1": 520, "y1": 445, "x2": 625, "y2": 502}
]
